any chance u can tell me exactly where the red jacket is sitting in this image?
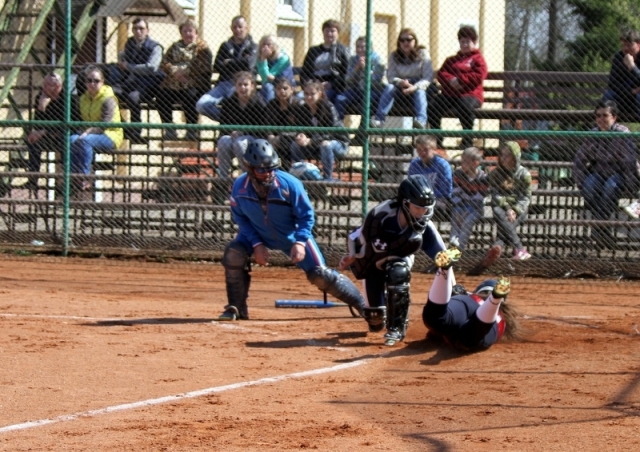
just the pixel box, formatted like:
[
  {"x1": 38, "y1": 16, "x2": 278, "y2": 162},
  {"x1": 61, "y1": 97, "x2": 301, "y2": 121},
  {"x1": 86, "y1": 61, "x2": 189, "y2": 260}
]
[{"x1": 437, "y1": 49, "x2": 488, "y2": 103}]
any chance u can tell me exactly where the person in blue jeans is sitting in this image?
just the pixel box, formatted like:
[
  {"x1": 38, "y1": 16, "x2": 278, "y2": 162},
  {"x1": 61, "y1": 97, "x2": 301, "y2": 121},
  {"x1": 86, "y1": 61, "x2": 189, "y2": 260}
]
[
  {"x1": 372, "y1": 28, "x2": 433, "y2": 129},
  {"x1": 195, "y1": 15, "x2": 257, "y2": 121},
  {"x1": 290, "y1": 81, "x2": 349, "y2": 181},
  {"x1": 218, "y1": 139, "x2": 365, "y2": 321},
  {"x1": 334, "y1": 36, "x2": 384, "y2": 120}
]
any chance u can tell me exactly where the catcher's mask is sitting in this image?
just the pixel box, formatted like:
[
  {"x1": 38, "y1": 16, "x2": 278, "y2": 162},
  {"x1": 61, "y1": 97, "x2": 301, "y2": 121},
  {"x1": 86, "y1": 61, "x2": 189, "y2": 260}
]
[{"x1": 397, "y1": 175, "x2": 436, "y2": 230}]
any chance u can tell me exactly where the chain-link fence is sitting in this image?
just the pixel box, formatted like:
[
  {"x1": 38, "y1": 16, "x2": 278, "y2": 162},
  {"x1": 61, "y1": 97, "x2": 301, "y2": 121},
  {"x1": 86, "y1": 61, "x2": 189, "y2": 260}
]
[{"x1": 0, "y1": 0, "x2": 639, "y2": 277}]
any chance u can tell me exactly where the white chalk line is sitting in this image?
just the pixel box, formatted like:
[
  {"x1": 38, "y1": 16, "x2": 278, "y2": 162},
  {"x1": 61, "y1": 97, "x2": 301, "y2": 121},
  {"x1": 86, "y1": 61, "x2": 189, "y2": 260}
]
[
  {"x1": 0, "y1": 359, "x2": 368, "y2": 434},
  {"x1": 0, "y1": 313, "x2": 122, "y2": 321}
]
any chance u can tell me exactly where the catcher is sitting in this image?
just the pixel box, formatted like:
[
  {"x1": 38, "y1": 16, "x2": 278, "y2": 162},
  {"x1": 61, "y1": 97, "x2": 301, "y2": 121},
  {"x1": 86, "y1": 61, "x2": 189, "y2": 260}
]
[
  {"x1": 422, "y1": 248, "x2": 521, "y2": 351},
  {"x1": 218, "y1": 139, "x2": 366, "y2": 321},
  {"x1": 339, "y1": 175, "x2": 448, "y2": 345}
]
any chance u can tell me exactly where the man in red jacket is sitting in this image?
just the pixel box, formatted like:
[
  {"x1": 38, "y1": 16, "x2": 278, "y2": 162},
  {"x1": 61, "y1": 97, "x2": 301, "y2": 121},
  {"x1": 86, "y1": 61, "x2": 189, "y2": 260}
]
[{"x1": 428, "y1": 26, "x2": 488, "y2": 148}]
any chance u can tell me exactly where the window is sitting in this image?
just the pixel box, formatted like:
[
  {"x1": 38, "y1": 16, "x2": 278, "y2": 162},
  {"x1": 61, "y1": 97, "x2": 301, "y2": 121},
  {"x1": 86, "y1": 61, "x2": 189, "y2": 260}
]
[{"x1": 276, "y1": 0, "x2": 305, "y2": 25}]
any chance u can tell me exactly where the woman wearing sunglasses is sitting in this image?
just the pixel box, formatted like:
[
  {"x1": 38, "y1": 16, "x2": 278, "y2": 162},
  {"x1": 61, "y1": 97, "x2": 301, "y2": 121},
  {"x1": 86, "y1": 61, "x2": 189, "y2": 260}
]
[
  {"x1": 70, "y1": 65, "x2": 123, "y2": 192},
  {"x1": 372, "y1": 28, "x2": 433, "y2": 130}
]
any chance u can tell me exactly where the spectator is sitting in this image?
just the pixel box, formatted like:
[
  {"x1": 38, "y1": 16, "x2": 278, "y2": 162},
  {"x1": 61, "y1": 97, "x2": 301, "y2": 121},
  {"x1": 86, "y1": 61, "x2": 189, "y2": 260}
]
[
  {"x1": 334, "y1": 36, "x2": 385, "y2": 120},
  {"x1": 216, "y1": 71, "x2": 266, "y2": 178},
  {"x1": 428, "y1": 26, "x2": 488, "y2": 148},
  {"x1": 407, "y1": 135, "x2": 453, "y2": 221},
  {"x1": 113, "y1": 17, "x2": 164, "y2": 144},
  {"x1": 256, "y1": 34, "x2": 295, "y2": 103},
  {"x1": 290, "y1": 80, "x2": 349, "y2": 181},
  {"x1": 299, "y1": 19, "x2": 350, "y2": 104},
  {"x1": 157, "y1": 19, "x2": 213, "y2": 141},
  {"x1": 371, "y1": 28, "x2": 433, "y2": 129},
  {"x1": 573, "y1": 100, "x2": 638, "y2": 248},
  {"x1": 218, "y1": 139, "x2": 365, "y2": 321},
  {"x1": 70, "y1": 66, "x2": 123, "y2": 191},
  {"x1": 603, "y1": 30, "x2": 640, "y2": 121},
  {"x1": 25, "y1": 72, "x2": 80, "y2": 189},
  {"x1": 266, "y1": 77, "x2": 304, "y2": 171},
  {"x1": 470, "y1": 141, "x2": 532, "y2": 275},
  {"x1": 450, "y1": 147, "x2": 489, "y2": 250},
  {"x1": 196, "y1": 15, "x2": 257, "y2": 121}
]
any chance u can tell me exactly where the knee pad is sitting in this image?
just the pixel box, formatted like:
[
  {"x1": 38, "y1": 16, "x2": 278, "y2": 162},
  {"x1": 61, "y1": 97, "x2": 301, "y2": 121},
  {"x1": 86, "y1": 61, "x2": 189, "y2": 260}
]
[
  {"x1": 306, "y1": 266, "x2": 365, "y2": 310},
  {"x1": 385, "y1": 259, "x2": 411, "y2": 287},
  {"x1": 222, "y1": 242, "x2": 250, "y2": 271},
  {"x1": 363, "y1": 306, "x2": 386, "y2": 332}
]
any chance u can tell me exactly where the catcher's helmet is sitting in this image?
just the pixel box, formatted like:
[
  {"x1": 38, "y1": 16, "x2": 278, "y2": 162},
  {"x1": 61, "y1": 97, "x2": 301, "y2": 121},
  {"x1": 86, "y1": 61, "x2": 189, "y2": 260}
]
[
  {"x1": 243, "y1": 139, "x2": 280, "y2": 188},
  {"x1": 474, "y1": 279, "x2": 497, "y2": 300},
  {"x1": 397, "y1": 175, "x2": 436, "y2": 229}
]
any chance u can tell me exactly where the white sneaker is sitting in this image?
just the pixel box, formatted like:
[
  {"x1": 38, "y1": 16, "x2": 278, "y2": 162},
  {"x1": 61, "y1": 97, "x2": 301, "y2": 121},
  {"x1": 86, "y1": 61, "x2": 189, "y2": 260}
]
[
  {"x1": 624, "y1": 201, "x2": 640, "y2": 219},
  {"x1": 370, "y1": 119, "x2": 383, "y2": 128}
]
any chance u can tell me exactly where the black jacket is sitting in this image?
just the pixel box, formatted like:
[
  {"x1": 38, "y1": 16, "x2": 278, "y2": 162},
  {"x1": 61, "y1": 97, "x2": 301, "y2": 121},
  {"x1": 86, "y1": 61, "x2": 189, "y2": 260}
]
[
  {"x1": 300, "y1": 43, "x2": 350, "y2": 93},
  {"x1": 219, "y1": 93, "x2": 266, "y2": 137},
  {"x1": 213, "y1": 36, "x2": 258, "y2": 83},
  {"x1": 265, "y1": 96, "x2": 305, "y2": 138},
  {"x1": 293, "y1": 100, "x2": 349, "y2": 146}
]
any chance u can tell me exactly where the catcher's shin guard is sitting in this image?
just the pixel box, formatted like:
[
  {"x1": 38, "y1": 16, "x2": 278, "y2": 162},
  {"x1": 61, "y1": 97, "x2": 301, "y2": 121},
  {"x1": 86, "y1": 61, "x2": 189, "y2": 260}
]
[
  {"x1": 384, "y1": 260, "x2": 412, "y2": 342},
  {"x1": 363, "y1": 306, "x2": 386, "y2": 332},
  {"x1": 221, "y1": 242, "x2": 251, "y2": 320},
  {"x1": 306, "y1": 266, "x2": 365, "y2": 313}
]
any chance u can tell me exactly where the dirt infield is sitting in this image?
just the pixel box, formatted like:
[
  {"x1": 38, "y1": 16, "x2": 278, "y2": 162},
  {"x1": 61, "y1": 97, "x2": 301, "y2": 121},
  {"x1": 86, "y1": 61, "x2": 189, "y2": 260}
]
[{"x1": 0, "y1": 255, "x2": 639, "y2": 451}]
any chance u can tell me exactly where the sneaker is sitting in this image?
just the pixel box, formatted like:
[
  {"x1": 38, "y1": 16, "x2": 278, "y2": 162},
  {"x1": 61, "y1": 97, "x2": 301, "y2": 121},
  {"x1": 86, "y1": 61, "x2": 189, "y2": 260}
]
[
  {"x1": 370, "y1": 118, "x2": 383, "y2": 128},
  {"x1": 512, "y1": 248, "x2": 531, "y2": 260},
  {"x1": 217, "y1": 305, "x2": 239, "y2": 321},
  {"x1": 624, "y1": 201, "x2": 640, "y2": 219},
  {"x1": 412, "y1": 119, "x2": 426, "y2": 129},
  {"x1": 480, "y1": 245, "x2": 502, "y2": 268},
  {"x1": 383, "y1": 328, "x2": 404, "y2": 346},
  {"x1": 492, "y1": 276, "x2": 511, "y2": 298},
  {"x1": 434, "y1": 247, "x2": 462, "y2": 269}
]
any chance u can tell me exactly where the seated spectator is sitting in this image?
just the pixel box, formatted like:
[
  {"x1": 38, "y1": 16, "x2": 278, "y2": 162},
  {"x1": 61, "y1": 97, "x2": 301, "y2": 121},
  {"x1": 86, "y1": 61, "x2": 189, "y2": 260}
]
[
  {"x1": 299, "y1": 19, "x2": 350, "y2": 104},
  {"x1": 471, "y1": 141, "x2": 532, "y2": 275},
  {"x1": 256, "y1": 35, "x2": 295, "y2": 103},
  {"x1": 266, "y1": 77, "x2": 304, "y2": 171},
  {"x1": 334, "y1": 36, "x2": 385, "y2": 120},
  {"x1": 157, "y1": 19, "x2": 213, "y2": 141},
  {"x1": 407, "y1": 135, "x2": 452, "y2": 221},
  {"x1": 428, "y1": 26, "x2": 488, "y2": 148},
  {"x1": 113, "y1": 17, "x2": 164, "y2": 144},
  {"x1": 290, "y1": 80, "x2": 349, "y2": 181},
  {"x1": 70, "y1": 65, "x2": 123, "y2": 190},
  {"x1": 573, "y1": 100, "x2": 638, "y2": 248},
  {"x1": 196, "y1": 15, "x2": 257, "y2": 121},
  {"x1": 603, "y1": 30, "x2": 640, "y2": 121},
  {"x1": 449, "y1": 147, "x2": 489, "y2": 250},
  {"x1": 371, "y1": 28, "x2": 433, "y2": 129},
  {"x1": 25, "y1": 72, "x2": 80, "y2": 189},
  {"x1": 216, "y1": 72, "x2": 266, "y2": 178}
]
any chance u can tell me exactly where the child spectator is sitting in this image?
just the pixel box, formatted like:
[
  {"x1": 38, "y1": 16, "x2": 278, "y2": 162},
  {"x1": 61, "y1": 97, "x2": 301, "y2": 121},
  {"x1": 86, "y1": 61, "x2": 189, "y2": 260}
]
[
  {"x1": 256, "y1": 35, "x2": 295, "y2": 103},
  {"x1": 407, "y1": 135, "x2": 453, "y2": 221},
  {"x1": 450, "y1": 147, "x2": 489, "y2": 250},
  {"x1": 290, "y1": 80, "x2": 349, "y2": 181},
  {"x1": 216, "y1": 72, "x2": 266, "y2": 178},
  {"x1": 265, "y1": 77, "x2": 304, "y2": 171}
]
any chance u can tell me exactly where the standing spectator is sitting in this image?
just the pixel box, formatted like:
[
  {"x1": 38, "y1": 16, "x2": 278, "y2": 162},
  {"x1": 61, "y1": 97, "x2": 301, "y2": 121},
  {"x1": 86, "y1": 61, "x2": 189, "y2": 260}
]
[
  {"x1": 450, "y1": 147, "x2": 489, "y2": 250},
  {"x1": 573, "y1": 100, "x2": 638, "y2": 248},
  {"x1": 371, "y1": 28, "x2": 433, "y2": 129},
  {"x1": 428, "y1": 26, "x2": 488, "y2": 148},
  {"x1": 290, "y1": 81, "x2": 349, "y2": 181},
  {"x1": 218, "y1": 139, "x2": 365, "y2": 321},
  {"x1": 157, "y1": 19, "x2": 213, "y2": 141},
  {"x1": 196, "y1": 16, "x2": 257, "y2": 121},
  {"x1": 334, "y1": 36, "x2": 385, "y2": 120},
  {"x1": 216, "y1": 72, "x2": 266, "y2": 178},
  {"x1": 25, "y1": 72, "x2": 80, "y2": 189},
  {"x1": 338, "y1": 175, "x2": 448, "y2": 345},
  {"x1": 256, "y1": 34, "x2": 295, "y2": 103},
  {"x1": 470, "y1": 141, "x2": 532, "y2": 275},
  {"x1": 407, "y1": 135, "x2": 453, "y2": 221},
  {"x1": 299, "y1": 19, "x2": 350, "y2": 104},
  {"x1": 266, "y1": 77, "x2": 304, "y2": 171},
  {"x1": 423, "y1": 248, "x2": 520, "y2": 352},
  {"x1": 114, "y1": 17, "x2": 164, "y2": 144},
  {"x1": 603, "y1": 30, "x2": 640, "y2": 121},
  {"x1": 70, "y1": 66, "x2": 123, "y2": 190}
]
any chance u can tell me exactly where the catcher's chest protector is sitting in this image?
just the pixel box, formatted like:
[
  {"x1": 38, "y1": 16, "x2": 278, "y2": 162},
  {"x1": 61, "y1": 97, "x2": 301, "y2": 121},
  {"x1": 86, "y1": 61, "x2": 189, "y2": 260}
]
[{"x1": 352, "y1": 201, "x2": 425, "y2": 279}]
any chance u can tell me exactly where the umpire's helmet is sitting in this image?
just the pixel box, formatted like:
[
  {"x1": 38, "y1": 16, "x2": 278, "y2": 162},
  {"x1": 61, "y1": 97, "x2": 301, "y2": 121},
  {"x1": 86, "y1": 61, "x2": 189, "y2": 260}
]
[
  {"x1": 243, "y1": 139, "x2": 280, "y2": 188},
  {"x1": 397, "y1": 175, "x2": 436, "y2": 229}
]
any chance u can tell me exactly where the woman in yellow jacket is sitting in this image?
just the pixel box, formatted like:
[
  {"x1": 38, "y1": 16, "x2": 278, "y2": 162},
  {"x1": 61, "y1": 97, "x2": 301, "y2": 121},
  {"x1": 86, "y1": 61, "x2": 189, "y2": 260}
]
[{"x1": 71, "y1": 65, "x2": 123, "y2": 186}]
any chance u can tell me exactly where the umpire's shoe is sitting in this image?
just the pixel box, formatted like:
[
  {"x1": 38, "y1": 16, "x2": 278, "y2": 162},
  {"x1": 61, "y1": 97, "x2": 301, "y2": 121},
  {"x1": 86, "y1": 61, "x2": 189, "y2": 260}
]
[
  {"x1": 434, "y1": 247, "x2": 462, "y2": 269},
  {"x1": 492, "y1": 276, "x2": 511, "y2": 298},
  {"x1": 363, "y1": 306, "x2": 386, "y2": 332},
  {"x1": 217, "y1": 305, "x2": 249, "y2": 321}
]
